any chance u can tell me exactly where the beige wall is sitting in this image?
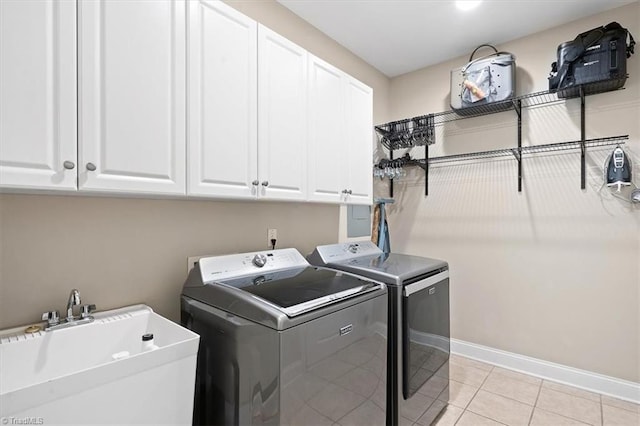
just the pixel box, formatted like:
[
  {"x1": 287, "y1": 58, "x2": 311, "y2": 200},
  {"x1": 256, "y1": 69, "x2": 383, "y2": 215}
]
[
  {"x1": 0, "y1": 0, "x2": 391, "y2": 329},
  {"x1": 384, "y1": 3, "x2": 640, "y2": 382}
]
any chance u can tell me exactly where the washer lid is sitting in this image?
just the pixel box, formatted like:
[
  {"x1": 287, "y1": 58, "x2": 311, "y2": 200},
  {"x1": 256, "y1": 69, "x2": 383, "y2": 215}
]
[
  {"x1": 308, "y1": 242, "x2": 447, "y2": 285},
  {"x1": 221, "y1": 267, "x2": 380, "y2": 317}
]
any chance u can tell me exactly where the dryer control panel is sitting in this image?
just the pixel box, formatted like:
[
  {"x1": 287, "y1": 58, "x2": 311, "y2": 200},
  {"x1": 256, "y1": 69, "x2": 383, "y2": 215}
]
[
  {"x1": 309, "y1": 241, "x2": 383, "y2": 264},
  {"x1": 199, "y1": 248, "x2": 309, "y2": 283}
]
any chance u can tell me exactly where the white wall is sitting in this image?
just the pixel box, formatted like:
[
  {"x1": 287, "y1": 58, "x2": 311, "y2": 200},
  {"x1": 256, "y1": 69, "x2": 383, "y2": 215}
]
[{"x1": 383, "y1": 3, "x2": 640, "y2": 382}]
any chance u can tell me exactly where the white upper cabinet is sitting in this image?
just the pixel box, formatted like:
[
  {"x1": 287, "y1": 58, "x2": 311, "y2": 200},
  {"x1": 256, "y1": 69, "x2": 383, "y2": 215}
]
[
  {"x1": 307, "y1": 55, "x2": 347, "y2": 203},
  {"x1": 344, "y1": 77, "x2": 373, "y2": 205},
  {"x1": 258, "y1": 25, "x2": 308, "y2": 201},
  {"x1": 1, "y1": 0, "x2": 372, "y2": 203},
  {"x1": 78, "y1": 0, "x2": 186, "y2": 195},
  {"x1": 307, "y1": 55, "x2": 373, "y2": 205},
  {"x1": 187, "y1": 0, "x2": 258, "y2": 199},
  {"x1": 0, "y1": 0, "x2": 77, "y2": 191}
]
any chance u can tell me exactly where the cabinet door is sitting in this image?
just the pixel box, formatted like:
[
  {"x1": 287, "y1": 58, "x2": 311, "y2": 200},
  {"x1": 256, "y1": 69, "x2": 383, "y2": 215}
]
[
  {"x1": 0, "y1": 0, "x2": 77, "y2": 190},
  {"x1": 187, "y1": 0, "x2": 258, "y2": 199},
  {"x1": 307, "y1": 55, "x2": 347, "y2": 203},
  {"x1": 258, "y1": 25, "x2": 307, "y2": 201},
  {"x1": 344, "y1": 77, "x2": 373, "y2": 205},
  {"x1": 79, "y1": 0, "x2": 186, "y2": 195}
]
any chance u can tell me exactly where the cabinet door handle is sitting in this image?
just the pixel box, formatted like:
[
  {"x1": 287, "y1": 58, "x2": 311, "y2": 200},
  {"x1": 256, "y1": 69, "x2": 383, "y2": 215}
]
[
  {"x1": 261, "y1": 181, "x2": 269, "y2": 187},
  {"x1": 252, "y1": 180, "x2": 259, "y2": 186},
  {"x1": 341, "y1": 189, "x2": 348, "y2": 194},
  {"x1": 86, "y1": 162, "x2": 96, "y2": 171},
  {"x1": 347, "y1": 189, "x2": 353, "y2": 195},
  {"x1": 63, "y1": 161, "x2": 75, "y2": 170}
]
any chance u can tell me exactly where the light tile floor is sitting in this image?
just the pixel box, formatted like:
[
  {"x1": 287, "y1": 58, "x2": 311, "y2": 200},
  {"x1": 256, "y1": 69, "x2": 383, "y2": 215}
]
[{"x1": 409, "y1": 354, "x2": 640, "y2": 426}]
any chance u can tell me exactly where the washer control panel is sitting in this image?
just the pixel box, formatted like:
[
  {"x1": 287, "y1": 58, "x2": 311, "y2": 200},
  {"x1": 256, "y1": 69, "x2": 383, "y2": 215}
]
[
  {"x1": 310, "y1": 241, "x2": 382, "y2": 263},
  {"x1": 199, "y1": 248, "x2": 309, "y2": 283}
]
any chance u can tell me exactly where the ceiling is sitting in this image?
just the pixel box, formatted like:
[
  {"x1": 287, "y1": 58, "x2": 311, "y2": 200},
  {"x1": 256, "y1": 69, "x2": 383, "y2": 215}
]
[{"x1": 277, "y1": 0, "x2": 637, "y2": 77}]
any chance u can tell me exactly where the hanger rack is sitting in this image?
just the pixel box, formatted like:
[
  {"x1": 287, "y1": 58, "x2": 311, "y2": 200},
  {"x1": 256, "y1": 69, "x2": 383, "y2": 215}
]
[{"x1": 374, "y1": 116, "x2": 435, "y2": 150}]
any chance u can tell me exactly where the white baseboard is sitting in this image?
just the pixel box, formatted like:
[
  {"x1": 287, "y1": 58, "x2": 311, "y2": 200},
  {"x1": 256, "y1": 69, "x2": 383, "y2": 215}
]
[{"x1": 451, "y1": 338, "x2": 640, "y2": 404}]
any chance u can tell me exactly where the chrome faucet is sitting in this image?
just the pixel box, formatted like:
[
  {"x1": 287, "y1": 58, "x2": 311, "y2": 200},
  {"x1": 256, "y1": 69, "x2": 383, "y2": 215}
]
[
  {"x1": 41, "y1": 289, "x2": 96, "y2": 331},
  {"x1": 67, "y1": 288, "x2": 81, "y2": 321}
]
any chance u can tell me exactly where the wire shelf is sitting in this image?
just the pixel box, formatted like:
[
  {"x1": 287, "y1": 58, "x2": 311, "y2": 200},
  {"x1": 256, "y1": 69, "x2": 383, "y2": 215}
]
[
  {"x1": 518, "y1": 90, "x2": 563, "y2": 108},
  {"x1": 428, "y1": 89, "x2": 569, "y2": 125},
  {"x1": 429, "y1": 148, "x2": 518, "y2": 164},
  {"x1": 431, "y1": 100, "x2": 515, "y2": 124},
  {"x1": 429, "y1": 135, "x2": 628, "y2": 164},
  {"x1": 522, "y1": 135, "x2": 627, "y2": 155},
  {"x1": 375, "y1": 86, "x2": 626, "y2": 137}
]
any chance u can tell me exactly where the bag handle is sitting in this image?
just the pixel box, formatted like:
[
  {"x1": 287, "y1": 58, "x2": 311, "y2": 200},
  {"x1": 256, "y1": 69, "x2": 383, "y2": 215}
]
[
  {"x1": 462, "y1": 49, "x2": 513, "y2": 73},
  {"x1": 469, "y1": 44, "x2": 498, "y2": 62}
]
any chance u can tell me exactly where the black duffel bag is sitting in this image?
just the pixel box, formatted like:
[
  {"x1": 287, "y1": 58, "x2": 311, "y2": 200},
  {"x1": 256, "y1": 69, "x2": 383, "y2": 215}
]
[{"x1": 548, "y1": 22, "x2": 635, "y2": 98}]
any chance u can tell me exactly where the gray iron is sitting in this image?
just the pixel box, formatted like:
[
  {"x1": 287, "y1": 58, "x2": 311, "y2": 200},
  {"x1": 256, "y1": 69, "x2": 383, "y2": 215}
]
[{"x1": 605, "y1": 145, "x2": 632, "y2": 192}]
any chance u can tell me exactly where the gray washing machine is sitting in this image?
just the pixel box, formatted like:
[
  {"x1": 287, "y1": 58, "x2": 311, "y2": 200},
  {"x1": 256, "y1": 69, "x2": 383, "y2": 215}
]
[
  {"x1": 308, "y1": 242, "x2": 450, "y2": 425},
  {"x1": 181, "y1": 248, "x2": 388, "y2": 426}
]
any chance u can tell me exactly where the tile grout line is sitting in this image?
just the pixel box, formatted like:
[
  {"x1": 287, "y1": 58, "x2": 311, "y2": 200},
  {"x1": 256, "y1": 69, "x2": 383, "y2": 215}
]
[
  {"x1": 476, "y1": 382, "x2": 540, "y2": 408},
  {"x1": 538, "y1": 380, "x2": 604, "y2": 425},
  {"x1": 601, "y1": 398, "x2": 640, "y2": 415},
  {"x1": 542, "y1": 381, "x2": 603, "y2": 404},
  {"x1": 452, "y1": 363, "x2": 495, "y2": 425},
  {"x1": 456, "y1": 363, "x2": 540, "y2": 424},
  {"x1": 469, "y1": 411, "x2": 510, "y2": 426},
  {"x1": 527, "y1": 377, "x2": 543, "y2": 425}
]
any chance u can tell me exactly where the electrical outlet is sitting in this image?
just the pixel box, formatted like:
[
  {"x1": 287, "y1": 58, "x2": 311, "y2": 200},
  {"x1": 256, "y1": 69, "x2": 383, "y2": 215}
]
[{"x1": 268, "y1": 228, "x2": 277, "y2": 248}]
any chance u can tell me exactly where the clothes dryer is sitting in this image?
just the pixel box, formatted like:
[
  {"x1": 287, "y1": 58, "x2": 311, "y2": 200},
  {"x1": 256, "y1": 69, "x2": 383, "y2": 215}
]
[{"x1": 308, "y1": 242, "x2": 450, "y2": 425}]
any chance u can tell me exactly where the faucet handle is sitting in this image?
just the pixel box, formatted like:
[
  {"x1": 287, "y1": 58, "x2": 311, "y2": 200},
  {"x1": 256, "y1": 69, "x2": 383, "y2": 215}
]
[
  {"x1": 80, "y1": 304, "x2": 96, "y2": 319},
  {"x1": 42, "y1": 310, "x2": 60, "y2": 326}
]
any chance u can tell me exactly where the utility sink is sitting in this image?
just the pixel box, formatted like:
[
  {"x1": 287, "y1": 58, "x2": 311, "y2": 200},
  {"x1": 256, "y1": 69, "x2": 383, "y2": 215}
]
[{"x1": 0, "y1": 304, "x2": 199, "y2": 425}]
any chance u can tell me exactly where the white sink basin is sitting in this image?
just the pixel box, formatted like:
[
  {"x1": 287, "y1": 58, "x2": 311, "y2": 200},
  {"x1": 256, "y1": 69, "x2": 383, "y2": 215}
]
[{"x1": 0, "y1": 304, "x2": 199, "y2": 425}]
